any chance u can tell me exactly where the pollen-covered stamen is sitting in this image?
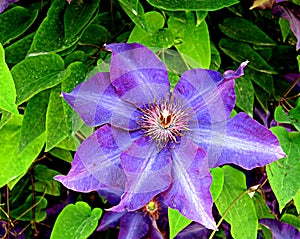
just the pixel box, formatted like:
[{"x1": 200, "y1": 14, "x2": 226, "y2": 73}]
[
  {"x1": 137, "y1": 96, "x2": 191, "y2": 147},
  {"x1": 142, "y1": 199, "x2": 160, "y2": 220}
]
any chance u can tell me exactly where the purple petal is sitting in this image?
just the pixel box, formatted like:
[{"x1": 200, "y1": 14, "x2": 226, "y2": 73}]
[
  {"x1": 173, "y1": 62, "x2": 247, "y2": 125},
  {"x1": 97, "y1": 211, "x2": 126, "y2": 231},
  {"x1": 283, "y1": 73, "x2": 300, "y2": 92},
  {"x1": 106, "y1": 43, "x2": 170, "y2": 106},
  {"x1": 0, "y1": 0, "x2": 18, "y2": 14},
  {"x1": 162, "y1": 137, "x2": 217, "y2": 230},
  {"x1": 111, "y1": 137, "x2": 172, "y2": 212},
  {"x1": 63, "y1": 72, "x2": 139, "y2": 129},
  {"x1": 54, "y1": 124, "x2": 136, "y2": 194},
  {"x1": 273, "y1": 4, "x2": 300, "y2": 50},
  {"x1": 119, "y1": 212, "x2": 149, "y2": 239},
  {"x1": 192, "y1": 112, "x2": 286, "y2": 169},
  {"x1": 260, "y1": 218, "x2": 300, "y2": 239},
  {"x1": 175, "y1": 222, "x2": 212, "y2": 239}
]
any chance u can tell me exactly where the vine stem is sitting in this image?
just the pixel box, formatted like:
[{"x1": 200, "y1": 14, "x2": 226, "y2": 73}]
[{"x1": 208, "y1": 179, "x2": 267, "y2": 239}]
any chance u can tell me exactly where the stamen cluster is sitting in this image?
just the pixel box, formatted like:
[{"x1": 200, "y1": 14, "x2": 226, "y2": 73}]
[{"x1": 137, "y1": 96, "x2": 190, "y2": 147}]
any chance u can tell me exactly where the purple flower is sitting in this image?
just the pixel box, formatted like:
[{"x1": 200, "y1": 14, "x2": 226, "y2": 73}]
[
  {"x1": 260, "y1": 218, "x2": 300, "y2": 239},
  {"x1": 97, "y1": 197, "x2": 169, "y2": 239},
  {"x1": 55, "y1": 43, "x2": 285, "y2": 230},
  {"x1": 272, "y1": 2, "x2": 300, "y2": 50},
  {"x1": 0, "y1": 0, "x2": 18, "y2": 14}
]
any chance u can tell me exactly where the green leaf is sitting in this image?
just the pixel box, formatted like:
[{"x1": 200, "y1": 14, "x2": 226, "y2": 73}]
[
  {"x1": 168, "y1": 208, "x2": 192, "y2": 239},
  {"x1": 215, "y1": 166, "x2": 258, "y2": 239},
  {"x1": 279, "y1": 18, "x2": 290, "y2": 43},
  {"x1": 64, "y1": 51, "x2": 88, "y2": 66},
  {"x1": 210, "y1": 167, "x2": 224, "y2": 201},
  {"x1": 118, "y1": 0, "x2": 152, "y2": 33},
  {"x1": 64, "y1": 0, "x2": 100, "y2": 39},
  {"x1": 267, "y1": 127, "x2": 300, "y2": 211},
  {"x1": 219, "y1": 38, "x2": 277, "y2": 74},
  {"x1": 128, "y1": 11, "x2": 174, "y2": 48},
  {"x1": 5, "y1": 32, "x2": 35, "y2": 66},
  {"x1": 0, "y1": 111, "x2": 13, "y2": 130},
  {"x1": 0, "y1": 115, "x2": 45, "y2": 188},
  {"x1": 210, "y1": 42, "x2": 221, "y2": 70},
  {"x1": 56, "y1": 135, "x2": 79, "y2": 151},
  {"x1": 80, "y1": 24, "x2": 111, "y2": 46},
  {"x1": 29, "y1": 0, "x2": 99, "y2": 54},
  {"x1": 18, "y1": 90, "x2": 50, "y2": 153},
  {"x1": 49, "y1": 148, "x2": 73, "y2": 163},
  {"x1": 168, "y1": 12, "x2": 210, "y2": 68},
  {"x1": 62, "y1": 62, "x2": 88, "y2": 135},
  {"x1": 51, "y1": 201, "x2": 102, "y2": 239},
  {"x1": 246, "y1": 69, "x2": 275, "y2": 95},
  {"x1": 294, "y1": 190, "x2": 300, "y2": 214},
  {"x1": 0, "y1": 43, "x2": 18, "y2": 114},
  {"x1": 11, "y1": 53, "x2": 65, "y2": 105},
  {"x1": 235, "y1": 75, "x2": 254, "y2": 116},
  {"x1": 274, "y1": 106, "x2": 291, "y2": 123},
  {"x1": 46, "y1": 84, "x2": 69, "y2": 151},
  {"x1": 253, "y1": 193, "x2": 274, "y2": 219},
  {"x1": 146, "y1": 0, "x2": 239, "y2": 11},
  {"x1": 219, "y1": 17, "x2": 276, "y2": 46},
  {"x1": 31, "y1": 165, "x2": 61, "y2": 196},
  {"x1": 0, "y1": 6, "x2": 38, "y2": 45},
  {"x1": 10, "y1": 195, "x2": 47, "y2": 222},
  {"x1": 253, "y1": 83, "x2": 269, "y2": 113}
]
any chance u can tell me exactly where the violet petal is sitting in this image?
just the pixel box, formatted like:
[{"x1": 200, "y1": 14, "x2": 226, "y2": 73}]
[
  {"x1": 54, "y1": 125, "x2": 136, "y2": 194},
  {"x1": 119, "y1": 212, "x2": 149, "y2": 239},
  {"x1": 175, "y1": 222, "x2": 212, "y2": 239},
  {"x1": 273, "y1": 4, "x2": 300, "y2": 50},
  {"x1": 173, "y1": 66, "x2": 239, "y2": 126},
  {"x1": 0, "y1": 0, "x2": 18, "y2": 14},
  {"x1": 162, "y1": 137, "x2": 217, "y2": 230},
  {"x1": 260, "y1": 218, "x2": 300, "y2": 239},
  {"x1": 97, "y1": 211, "x2": 126, "y2": 231},
  {"x1": 62, "y1": 72, "x2": 139, "y2": 129},
  {"x1": 106, "y1": 43, "x2": 170, "y2": 106},
  {"x1": 111, "y1": 137, "x2": 172, "y2": 212},
  {"x1": 192, "y1": 112, "x2": 286, "y2": 169}
]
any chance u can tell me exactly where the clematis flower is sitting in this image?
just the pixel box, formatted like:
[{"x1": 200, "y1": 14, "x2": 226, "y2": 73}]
[
  {"x1": 260, "y1": 218, "x2": 300, "y2": 238},
  {"x1": 272, "y1": 1, "x2": 300, "y2": 50},
  {"x1": 97, "y1": 197, "x2": 169, "y2": 239},
  {"x1": 0, "y1": 0, "x2": 18, "y2": 14},
  {"x1": 55, "y1": 43, "x2": 285, "y2": 230}
]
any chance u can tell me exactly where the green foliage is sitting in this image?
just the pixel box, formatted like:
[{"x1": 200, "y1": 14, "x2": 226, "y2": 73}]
[
  {"x1": 0, "y1": 115, "x2": 45, "y2": 188},
  {"x1": 31, "y1": 164, "x2": 61, "y2": 196},
  {"x1": 50, "y1": 201, "x2": 102, "y2": 239},
  {"x1": 146, "y1": 0, "x2": 239, "y2": 11},
  {"x1": 0, "y1": 6, "x2": 38, "y2": 45},
  {"x1": 168, "y1": 208, "x2": 192, "y2": 239},
  {"x1": 168, "y1": 12, "x2": 211, "y2": 68},
  {"x1": 235, "y1": 75, "x2": 254, "y2": 116},
  {"x1": 219, "y1": 17, "x2": 276, "y2": 46},
  {"x1": 11, "y1": 53, "x2": 66, "y2": 105},
  {"x1": 128, "y1": 11, "x2": 174, "y2": 48},
  {"x1": 215, "y1": 166, "x2": 258, "y2": 239},
  {"x1": 18, "y1": 90, "x2": 50, "y2": 153},
  {"x1": 10, "y1": 195, "x2": 47, "y2": 222},
  {"x1": 46, "y1": 84, "x2": 69, "y2": 151},
  {"x1": 0, "y1": 43, "x2": 18, "y2": 114},
  {"x1": 268, "y1": 127, "x2": 300, "y2": 211},
  {"x1": 219, "y1": 38, "x2": 277, "y2": 74},
  {"x1": 210, "y1": 167, "x2": 224, "y2": 201}
]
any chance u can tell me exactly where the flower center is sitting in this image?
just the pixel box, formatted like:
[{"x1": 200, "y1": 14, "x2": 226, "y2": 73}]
[
  {"x1": 137, "y1": 96, "x2": 190, "y2": 147},
  {"x1": 142, "y1": 199, "x2": 160, "y2": 220}
]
